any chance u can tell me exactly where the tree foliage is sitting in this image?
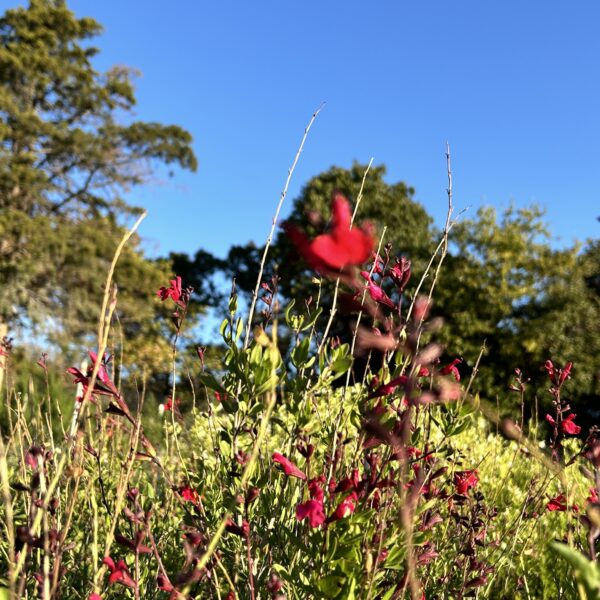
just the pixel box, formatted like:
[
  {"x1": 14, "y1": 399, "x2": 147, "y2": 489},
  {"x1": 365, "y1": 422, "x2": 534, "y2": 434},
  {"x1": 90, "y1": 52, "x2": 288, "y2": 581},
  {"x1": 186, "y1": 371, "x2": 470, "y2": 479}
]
[{"x1": 0, "y1": 0, "x2": 197, "y2": 353}]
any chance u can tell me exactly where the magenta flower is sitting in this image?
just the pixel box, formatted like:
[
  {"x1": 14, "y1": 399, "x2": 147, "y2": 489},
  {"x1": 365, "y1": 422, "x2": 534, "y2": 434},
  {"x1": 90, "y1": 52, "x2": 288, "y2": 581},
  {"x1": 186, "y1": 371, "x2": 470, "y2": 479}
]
[
  {"x1": 308, "y1": 476, "x2": 325, "y2": 502},
  {"x1": 561, "y1": 413, "x2": 581, "y2": 435},
  {"x1": 157, "y1": 276, "x2": 184, "y2": 307},
  {"x1": 272, "y1": 452, "x2": 307, "y2": 480},
  {"x1": 388, "y1": 256, "x2": 412, "y2": 291},
  {"x1": 285, "y1": 193, "x2": 373, "y2": 272},
  {"x1": 296, "y1": 499, "x2": 326, "y2": 528},
  {"x1": 359, "y1": 271, "x2": 395, "y2": 309}
]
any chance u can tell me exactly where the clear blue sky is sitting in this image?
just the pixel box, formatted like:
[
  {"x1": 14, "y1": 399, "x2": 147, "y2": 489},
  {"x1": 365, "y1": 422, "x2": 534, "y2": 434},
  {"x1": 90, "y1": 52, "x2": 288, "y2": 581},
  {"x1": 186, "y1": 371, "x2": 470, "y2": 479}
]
[{"x1": 15, "y1": 1, "x2": 600, "y2": 257}]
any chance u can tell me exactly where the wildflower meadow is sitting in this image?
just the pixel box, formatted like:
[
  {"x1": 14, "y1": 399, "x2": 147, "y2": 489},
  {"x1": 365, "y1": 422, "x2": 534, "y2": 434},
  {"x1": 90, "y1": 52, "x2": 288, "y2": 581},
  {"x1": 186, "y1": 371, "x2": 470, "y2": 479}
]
[{"x1": 1, "y1": 2, "x2": 600, "y2": 599}]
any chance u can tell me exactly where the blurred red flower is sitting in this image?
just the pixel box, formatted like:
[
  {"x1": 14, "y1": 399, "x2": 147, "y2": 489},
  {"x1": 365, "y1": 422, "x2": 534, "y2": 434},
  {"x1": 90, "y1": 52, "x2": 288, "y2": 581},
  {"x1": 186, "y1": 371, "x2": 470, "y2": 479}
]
[
  {"x1": 285, "y1": 192, "x2": 373, "y2": 272},
  {"x1": 272, "y1": 452, "x2": 307, "y2": 480}
]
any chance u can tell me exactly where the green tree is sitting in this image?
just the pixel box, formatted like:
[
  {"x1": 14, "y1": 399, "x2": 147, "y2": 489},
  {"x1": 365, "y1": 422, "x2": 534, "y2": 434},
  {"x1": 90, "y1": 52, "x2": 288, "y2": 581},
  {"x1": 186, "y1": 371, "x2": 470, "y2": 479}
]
[
  {"x1": 0, "y1": 0, "x2": 197, "y2": 348},
  {"x1": 434, "y1": 205, "x2": 598, "y2": 411}
]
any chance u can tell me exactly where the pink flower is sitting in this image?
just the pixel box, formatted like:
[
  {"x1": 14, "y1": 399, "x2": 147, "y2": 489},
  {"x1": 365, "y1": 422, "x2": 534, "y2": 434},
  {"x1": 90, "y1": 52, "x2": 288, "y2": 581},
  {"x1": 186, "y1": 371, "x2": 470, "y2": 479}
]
[
  {"x1": 561, "y1": 413, "x2": 581, "y2": 435},
  {"x1": 360, "y1": 271, "x2": 395, "y2": 309},
  {"x1": 296, "y1": 499, "x2": 326, "y2": 528},
  {"x1": 89, "y1": 595, "x2": 103, "y2": 600},
  {"x1": 103, "y1": 556, "x2": 136, "y2": 588},
  {"x1": 453, "y1": 470, "x2": 478, "y2": 495},
  {"x1": 388, "y1": 257, "x2": 411, "y2": 291},
  {"x1": 285, "y1": 193, "x2": 373, "y2": 272},
  {"x1": 272, "y1": 452, "x2": 306, "y2": 480},
  {"x1": 156, "y1": 574, "x2": 174, "y2": 592},
  {"x1": 157, "y1": 276, "x2": 184, "y2": 307}
]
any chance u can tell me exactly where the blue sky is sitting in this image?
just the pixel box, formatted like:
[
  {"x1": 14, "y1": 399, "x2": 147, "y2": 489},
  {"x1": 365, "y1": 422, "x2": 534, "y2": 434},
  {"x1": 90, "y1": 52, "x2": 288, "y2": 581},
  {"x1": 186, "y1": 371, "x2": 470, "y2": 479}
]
[{"x1": 14, "y1": 1, "x2": 600, "y2": 257}]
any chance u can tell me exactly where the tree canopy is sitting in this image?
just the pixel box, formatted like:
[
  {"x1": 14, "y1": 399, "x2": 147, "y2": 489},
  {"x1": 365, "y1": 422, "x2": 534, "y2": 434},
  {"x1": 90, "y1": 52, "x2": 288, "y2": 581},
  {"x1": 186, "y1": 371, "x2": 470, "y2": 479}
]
[{"x1": 0, "y1": 0, "x2": 197, "y2": 357}]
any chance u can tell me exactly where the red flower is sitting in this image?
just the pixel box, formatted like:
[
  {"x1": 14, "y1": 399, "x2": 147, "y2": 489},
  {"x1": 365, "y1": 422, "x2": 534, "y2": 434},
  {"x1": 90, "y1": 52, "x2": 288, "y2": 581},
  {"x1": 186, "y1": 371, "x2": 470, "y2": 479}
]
[
  {"x1": 546, "y1": 494, "x2": 568, "y2": 512},
  {"x1": 225, "y1": 519, "x2": 250, "y2": 537},
  {"x1": 163, "y1": 397, "x2": 180, "y2": 412},
  {"x1": 360, "y1": 271, "x2": 395, "y2": 309},
  {"x1": 157, "y1": 276, "x2": 184, "y2": 307},
  {"x1": 369, "y1": 375, "x2": 408, "y2": 399},
  {"x1": 296, "y1": 499, "x2": 326, "y2": 528},
  {"x1": 441, "y1": 358, "x2": 462, "y2": 382},
  {"x1": 156, "y1": 574, "x2": 174, "y2": 592},
  {"x1": 329, "y1": 492, "x2": 358, "y2": 522},
  {"x1": 103, "y1": 557, "x2": 136, "y2": 588},
  {"x1": 545, "y1": 360, "x2": 573, "y2": 386},
  {"x1": 453, "y1": 470, "x2": 478, "y2": 495},
  {"x1": 308, "y1": 476, "x2": 325, "y2": 502},
  {"x1": 179, "y1": 486, "x2": 199, "y2": 504},
  {"x1": 561, "y1": 413, "x2": 581, "y2": 435},
  {"x1": 89, "y1": 595, "x2": 102, "y2": 600},
  {"x1": 388, "y1": 257, "x2": 412, "y2": 291},
  {"x1": 546, "y1": 413, "x2": 581, "y2": 435},
  {"x1": 285, "y1": 193, "x2": 373, "y2": 272},
  {"x1": 272, "y1": 452, "x2": 306, "y2": 480},
  {"x1": 588, "y1": 488, "x2": 599, "y2": 504}
]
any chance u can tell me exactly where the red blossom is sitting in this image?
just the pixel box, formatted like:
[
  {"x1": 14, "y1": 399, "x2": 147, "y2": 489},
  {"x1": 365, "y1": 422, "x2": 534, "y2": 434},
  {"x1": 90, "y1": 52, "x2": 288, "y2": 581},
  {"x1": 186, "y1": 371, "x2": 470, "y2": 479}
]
[
  {"x1": 179, "y1": 486, "x2": 199, "y2": 504},
  {"x1": 329, "y1": 492, "x2": 358, "y2": 522},
  {"x1": 296, "y1": 499, "x2": 326, "y2": 528},
  {"x1": 369, "y1": 375, "x2": 408, "y2": 399},
  {"x1": 308, "y1": 476, "x2": 325, "y2": 502},
  {"x1": 546, "y1": 413, "x2": 581, "y2": 435},
  {"x1": 441, "y1": 358, "x2": 462, "y2": 382},
  {"x1": 453, "y1": 469, "x2": 478, "y2": 495},
  {"x1": 561, "y1": 413, "x2": 581, "y2": 435},
  {"x1": 360, "y1": 271, "x2": 395, "y2": 309},
  {"x1": 588, "y1": 488, "x2": 599, "y2": 504},
  {"x1": 388, "y1": 256, "x2": 412, "y2": 291},
  {"x1": 546, "y1": 494, "x2": 568, "y2": 512},
  {"x1": 89, "y1": 594, "x2": 102, "y2": 600},
  {"x1": 156, "y1": 574, "x2": 174, "y2": 592},
  {"x1": 157, "y1": 276, "x2": 185, "y2": 307},
  {"x1": 103, "y1": 556, "x2": 136, "y2": 588},
  {"x1": 225, "y1": 519, "x2": 250, "y2": 537},
  {"x1": 163, "y1": 397, "x2": 180, "y2": 412},
  {"x1": 284, "y1": 193, "x2": 373, "y2": 272},
  {"x1": 272, "y1": 452, "x2": 306, "y2": 480},
  {"x1": 545, "y1": 360, "x2": 573, "y2": 386}
]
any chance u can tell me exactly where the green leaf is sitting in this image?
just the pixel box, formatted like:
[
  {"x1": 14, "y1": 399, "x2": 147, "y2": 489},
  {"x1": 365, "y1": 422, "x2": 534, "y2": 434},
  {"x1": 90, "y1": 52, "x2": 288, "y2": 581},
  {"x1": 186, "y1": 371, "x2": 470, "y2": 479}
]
[
  {"x1": 198, "y1": 373, "x2": 227, "y2": 394},
  {"x1": 551, "y1": 542, "x2": 600, "y2": 598}
]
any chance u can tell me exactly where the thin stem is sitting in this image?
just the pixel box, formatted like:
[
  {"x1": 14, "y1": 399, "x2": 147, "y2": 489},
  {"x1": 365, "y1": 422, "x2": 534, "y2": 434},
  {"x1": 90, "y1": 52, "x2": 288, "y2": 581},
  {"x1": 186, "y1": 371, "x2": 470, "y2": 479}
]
[{"x1": 242, "y1": 103, "x2": 324, "y2": 351}]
